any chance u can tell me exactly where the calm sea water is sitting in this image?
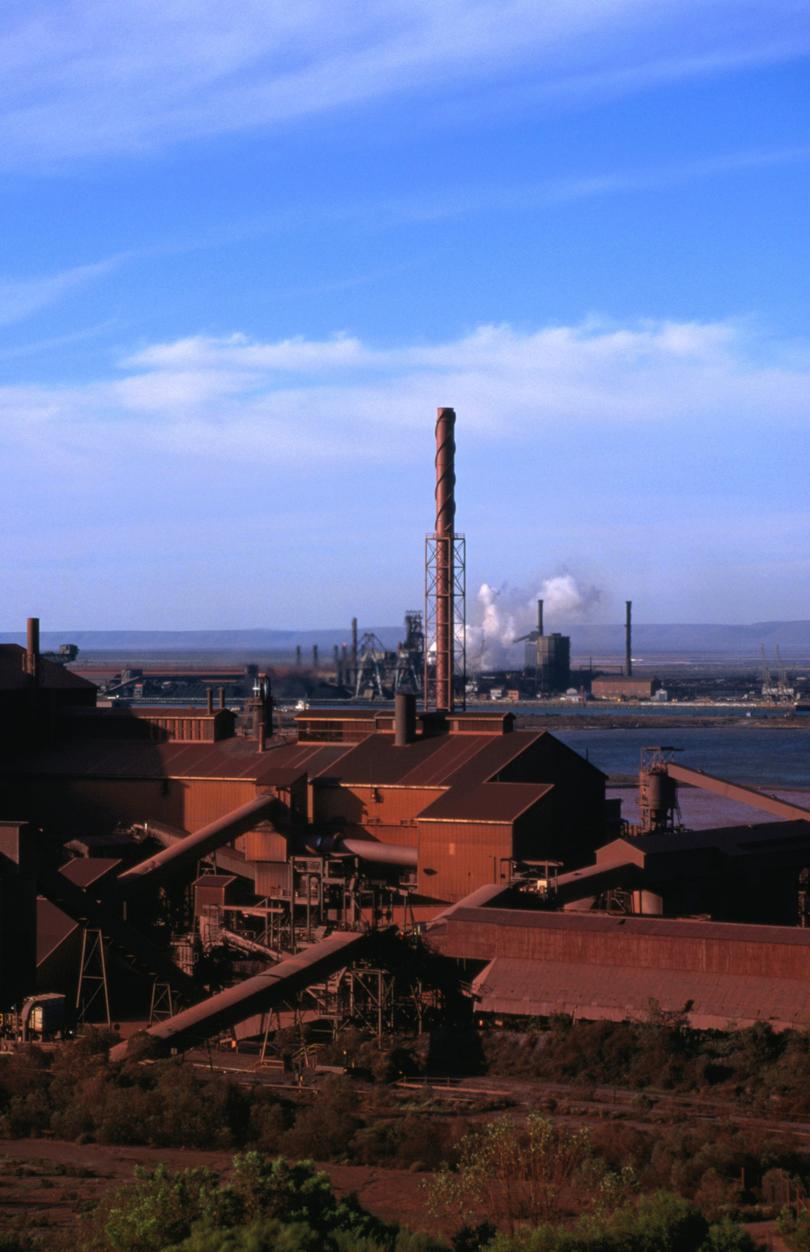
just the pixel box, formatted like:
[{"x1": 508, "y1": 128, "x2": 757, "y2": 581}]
[{"x1": 545, "y1": 725, "x2": 810, "y2": 787}]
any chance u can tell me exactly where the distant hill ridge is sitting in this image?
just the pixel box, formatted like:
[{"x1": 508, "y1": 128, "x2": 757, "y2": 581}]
[{"x1": 4, "y1": 621, "x2": 810, "y2": 656}]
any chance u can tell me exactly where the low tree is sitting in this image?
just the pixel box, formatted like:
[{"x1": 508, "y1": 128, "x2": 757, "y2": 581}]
[{"x1": 427, "y1": 1115, "x2": 592, "y2": 1233}]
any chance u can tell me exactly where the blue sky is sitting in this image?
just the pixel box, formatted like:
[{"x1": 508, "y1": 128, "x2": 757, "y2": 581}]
[{"x1": 1, "y1": 1, "x2": 809, "y2": 631}]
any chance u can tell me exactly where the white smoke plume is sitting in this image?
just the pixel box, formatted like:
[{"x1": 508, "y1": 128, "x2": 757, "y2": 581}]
[{"x1": 466, "y1": 574, "x2": 602, "y2": 671}]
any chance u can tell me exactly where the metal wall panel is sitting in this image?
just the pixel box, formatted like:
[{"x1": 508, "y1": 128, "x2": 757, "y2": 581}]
[{"x1": 419, "y1": 820, "x2": 512, "y2": 902}]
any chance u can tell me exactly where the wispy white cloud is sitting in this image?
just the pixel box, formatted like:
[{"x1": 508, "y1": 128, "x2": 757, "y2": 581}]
[
  {"x1": 0, "y1": 257, "x2": 120, "y2": 326},
  {"x1": 0, "y1": 0, "x2": 805, "y2": 167},
  {"x1": 1, "y1": 318, "x2": 808, "y2": 478},
  {"x1": 369, "y1": 144, "x2": 810, "y2": 224}
]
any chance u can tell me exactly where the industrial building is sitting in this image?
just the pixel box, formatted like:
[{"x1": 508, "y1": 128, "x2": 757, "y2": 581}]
[
  {"x1": 590, "y1": 676, "x2": 661, "y2": 700},
  {"x1": 517, "y1": 602, "x2": 571, "y2": 694}
]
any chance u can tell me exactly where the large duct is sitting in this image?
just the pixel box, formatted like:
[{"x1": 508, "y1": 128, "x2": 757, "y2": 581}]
[
  {"x1": 118, "y1": 794, "x2": 276, "y2": 890},
  {"x1": 625, "y1": 600, "x2": 633, "y2": 677},
  {"x1": 434, "y1": 406, "x2": 456, "y2": 713}
]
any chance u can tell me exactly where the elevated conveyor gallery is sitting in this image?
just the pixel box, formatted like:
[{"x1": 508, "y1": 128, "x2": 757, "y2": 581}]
[{"x1": 109, "y1": 928, "x2": 368, "y2": 1060}]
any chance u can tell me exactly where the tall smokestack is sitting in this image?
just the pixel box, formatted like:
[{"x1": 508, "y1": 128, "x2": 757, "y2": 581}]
[
  {"x1": 625, "y1": 600, "x2": 633, "y2": 677},
  {"x1": 25, "y1": 617, "x2": 40, "y2": 682},
  {"x1": 295, "y1": 644, "x2": 301, "y2": 668},
  {"x1": 312, "y1": 644, "x2": 319, "y2": 670},
  {"x1": 434, "y1": 406, "x2": 456, "y2": 713},
  {"x1": 433, "y1": 405, "x2": 453, "y2": 711},
  {"x1": 537, "y1": 599, "x2": 544, "y2": 638},
  {"x1": 351, "y1": 618, "x2": 358, "y2": 682}
]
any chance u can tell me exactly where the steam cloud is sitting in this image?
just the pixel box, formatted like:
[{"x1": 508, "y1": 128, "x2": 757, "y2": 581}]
[{"x1": 467, "y1": 575, "x2": 602, "y2": 671}]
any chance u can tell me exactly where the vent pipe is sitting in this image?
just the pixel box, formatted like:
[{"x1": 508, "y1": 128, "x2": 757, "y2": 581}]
[
  {"x1": 625, "y1": 600, "x2": 633, "y2": 677},
  {"x1": 24, "y1": 617, "x2": 40, "y2": 682},
  {"x1": 394, "y1": 691, "x2": 417, "y2": 746}
]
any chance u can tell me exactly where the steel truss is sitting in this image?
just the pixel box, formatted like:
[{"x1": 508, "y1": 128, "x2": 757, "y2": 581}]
[{"x1": 424, "y1": 532, "x2": 466, "y2": 711}]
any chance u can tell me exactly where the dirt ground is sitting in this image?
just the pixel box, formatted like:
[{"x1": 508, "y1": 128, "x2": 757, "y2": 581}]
[{"x1": 0, "y1": 1136, "x2": 435, "y2": 1244}]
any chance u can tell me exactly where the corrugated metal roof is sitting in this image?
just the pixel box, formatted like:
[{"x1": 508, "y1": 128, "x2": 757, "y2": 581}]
[
  {"x1": 446, "y1": 906, "x2": 810, "y2": 948},
  {"x1": 471, "y1": 957, "x2": 810, "y2": 1029},
  {"x1": 419, "y1": 781, "x2": 553, "y2": 823},
  {"x1": 331, "y1": 730, "x2": 543, "y2": 789},
  {"x1": 3, "y1": 738, "x2": 349, "y2": 783}
]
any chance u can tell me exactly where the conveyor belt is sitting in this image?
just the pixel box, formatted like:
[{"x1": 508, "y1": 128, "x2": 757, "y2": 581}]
[{"x1": 109, "y1": 928, "x2": 367, "y2": 1059}]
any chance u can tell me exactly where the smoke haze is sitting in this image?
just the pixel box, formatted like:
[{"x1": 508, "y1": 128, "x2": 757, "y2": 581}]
[{"x1": 467, "y1": 574, "x2": 602, "y2": 670}]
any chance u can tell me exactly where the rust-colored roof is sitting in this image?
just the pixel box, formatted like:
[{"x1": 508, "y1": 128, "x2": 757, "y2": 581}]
[
  {"x1": 60, "y1": 857, "x2": 121, "y2": 888},
  {"x1": 470, "y1": 957, "x2": 810, "y2": 1030},
  {"x1": 443, "y1": 905, "x2": 810, "y2": 948},
  {"x1": 0, "y1": 645, "x2": 96, "y2": 693},
  {"x1": 37, "y1": 896, "x2": 78, "y2": 965},
  {"x1": 330, "y1": 730, "x2": 543, "y2": 789},
  {"x1": 3, "y1": 738, "x2": 349, "y2": 784},
  {"x1": 419, "y1": 781, "x2": 553, "y2": 824},
  {"x1": 595, "y1": 820, "x2": 810, "y2": 871}
]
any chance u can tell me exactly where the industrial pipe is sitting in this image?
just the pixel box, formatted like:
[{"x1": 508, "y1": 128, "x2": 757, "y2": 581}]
[
  {"x1": 301, "y1": 833, "x2": 417, "y2": 868},
  {"x1": 118, "y1": 794, "x2": 276, "y2": 889},
  {"x1": 434, "y1": 406, "x2": 456, "y2": 713}
]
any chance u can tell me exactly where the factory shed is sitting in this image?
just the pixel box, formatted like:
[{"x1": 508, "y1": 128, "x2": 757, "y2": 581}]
[
  {"x1": 591, "y1": 677, "x2": 660, "y2": 700},
  {"x1": 427, "y1": 906, "x2": 810, "y2": 1030},
  {"x1": 312, "y1": 725, "x2": 607, "y2": 902},
  {"x1": 557, "y1": 820, "x2": 810, "y2": 924}
]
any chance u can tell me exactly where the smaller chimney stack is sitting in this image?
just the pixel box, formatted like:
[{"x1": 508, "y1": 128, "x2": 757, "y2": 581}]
[
  {"x1": 351, "y1": 618, "x2": 358, "y2": 680},
  {"x1": 312, "y1": 644, "x2": 319, "y2": 670},
  {"x1": 25, "y1": 617, "x2": 40, "y2": 682},
  {"x1": 218, "y1": 686, "x2": 226, "y2": 709},
  {"x1": 537, "y1": 599, "x2": 544, "y2": 638},
  {"x1": 206, "y1": 688, "x2": 214, "y2": 714},
  {"x1": 625, "y1": 600, "x2": 633, "y2": 677},
  {"x1": 394, "y1": 691, "x2": 417, "y2": 746},
  {"x1": 295, "y1": 644, "x2": 302, "y2": 667}
]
